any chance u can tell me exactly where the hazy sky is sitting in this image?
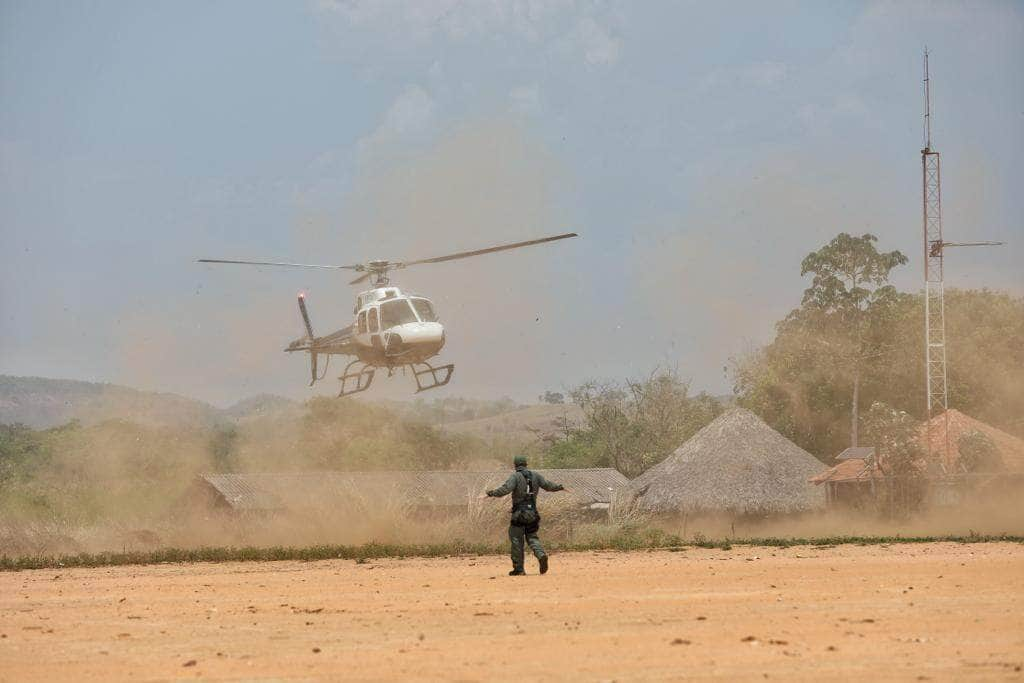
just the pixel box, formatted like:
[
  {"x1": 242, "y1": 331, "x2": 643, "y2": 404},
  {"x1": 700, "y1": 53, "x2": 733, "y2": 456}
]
[{"x1": 2, "y1": 1, "x2": 1022, "y2": 406}]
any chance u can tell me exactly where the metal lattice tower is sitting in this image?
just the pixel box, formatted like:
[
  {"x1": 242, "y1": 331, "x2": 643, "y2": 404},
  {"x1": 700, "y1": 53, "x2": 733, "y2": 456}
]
[
  {"x1": 921, "y1": 49, "x2": 949, "y2": 468},
  {"x1": 919, "y1": 50, "x2": 1004, "y2": 470}
]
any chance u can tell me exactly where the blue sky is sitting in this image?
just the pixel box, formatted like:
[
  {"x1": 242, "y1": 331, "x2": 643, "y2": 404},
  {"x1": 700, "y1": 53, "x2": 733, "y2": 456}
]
[{"x1": 1, "y1": 1, "x2": 1021, "y2": 405}]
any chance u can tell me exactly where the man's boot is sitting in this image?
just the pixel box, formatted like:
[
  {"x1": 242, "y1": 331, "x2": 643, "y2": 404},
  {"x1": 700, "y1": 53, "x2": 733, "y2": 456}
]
[
  {"x1": 538, "y1": 555, "x2": 548, "y2": 575},
  {"x1": 509, "y1": 569, "x2": 526, "y2": 576}
]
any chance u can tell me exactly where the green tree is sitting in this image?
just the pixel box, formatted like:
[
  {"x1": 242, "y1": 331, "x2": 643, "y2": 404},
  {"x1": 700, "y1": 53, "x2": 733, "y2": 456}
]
[
  {"x1": 543, "y1": 432, "x2": 606, "y2": 469},
  {"x1": 957, "y1": 430, "x2": 1002, "y2": 473},
  {"x1": 735, "y1": 285, "x2": 1024, "y2": 460},
  {"x1": 558, "y1": 368, "x2": 723, "y2": 476},
  {"x1": 793, "y1": 233, "x2": 908, "y2": 447},
  {"x1": 733, "y1": 233, "x2": 910, "y2": 458},
  {"x1": 943, "y1": 290, "x2": 1024, "y2": 436},
  {"x1": 539, "y1": 391, "x2": 565, "y2": 405},
  {"x1": 862, "y1": 401, "x2": 927, "y2": 515},
  {"x1": 862, "y1": 401, "x2": 923, "y2": 477},
  {"x1": 0, "y1": 423, "x2": 49, "y2": 485},
  {"x1": 208, "y1": 424, "x2": 238, "y2": 472}
]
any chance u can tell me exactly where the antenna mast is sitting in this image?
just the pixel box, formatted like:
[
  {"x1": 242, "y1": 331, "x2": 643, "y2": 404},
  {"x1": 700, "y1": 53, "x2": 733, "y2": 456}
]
[
  {"x1": 923, "y1": 49, "x2": 932, "y2": 151},
  {"x1": 919, "y1": 49, "x2": 1005, "y2": 471},
  {"x1": 921, "y1": 48, "x2": 949, "y2": 469}
]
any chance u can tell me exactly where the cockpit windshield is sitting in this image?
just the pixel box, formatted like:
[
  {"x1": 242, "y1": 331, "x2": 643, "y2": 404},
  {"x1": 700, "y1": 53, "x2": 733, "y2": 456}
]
[
  {"x1": 380, "y1": 299, "x2": 419, "y2": 328},
  {"x1": 410, "y1": 298, "x2": 437, "y2": 322}
]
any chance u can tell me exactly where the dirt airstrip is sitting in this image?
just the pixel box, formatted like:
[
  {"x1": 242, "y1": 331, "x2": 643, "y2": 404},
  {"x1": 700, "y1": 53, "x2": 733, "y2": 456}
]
[{"x1": 1, "y1": 543, "x2": 1022, "y2": 681}]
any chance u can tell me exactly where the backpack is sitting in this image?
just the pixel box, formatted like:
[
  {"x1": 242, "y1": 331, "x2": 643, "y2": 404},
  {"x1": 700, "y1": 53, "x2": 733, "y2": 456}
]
[{"x1": 509, "y1": 469, "x2": 540, "y2": 527}]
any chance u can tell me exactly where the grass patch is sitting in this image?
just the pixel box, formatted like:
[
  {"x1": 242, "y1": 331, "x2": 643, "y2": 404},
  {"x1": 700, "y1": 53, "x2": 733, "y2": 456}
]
[
  {"x1": 0, "y1": 540, "x2": 501, "y2": 572},
  {"x1": 1, "y1": 533, "x2": 1021, "y2": 572},
  {"x1": 684, "y1": 533, "x2": 1024, "y2": 550}
]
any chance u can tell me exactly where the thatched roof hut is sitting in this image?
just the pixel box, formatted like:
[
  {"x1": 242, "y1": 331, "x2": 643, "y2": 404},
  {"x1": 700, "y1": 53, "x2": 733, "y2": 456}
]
[{"x1": 629, "y1": 408, "x2": 826, "y2": 515}]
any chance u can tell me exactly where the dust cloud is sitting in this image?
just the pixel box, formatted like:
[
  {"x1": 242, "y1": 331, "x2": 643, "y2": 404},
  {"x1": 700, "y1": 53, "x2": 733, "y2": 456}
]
[
  {"x1": 658, "y1": 497, "x2": 1024, "y2": 544},
  {"x1": 4, "y1": 119, "x2": 1021, "y2": 562},
  {"x1": 0, "y1": 116, "x2": 592, "y2": 556},
  {"x1": 102, "y1": 116, "x2": 580, "y2": 405},
  {"x1": 2, "y1": 405, "x2": 1020, "y2": 560}
]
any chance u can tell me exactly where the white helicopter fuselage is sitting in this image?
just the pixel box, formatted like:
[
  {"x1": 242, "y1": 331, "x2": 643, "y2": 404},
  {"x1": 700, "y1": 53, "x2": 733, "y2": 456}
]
[{"x1": 349, "y1": 286, "x2": 445, "y2": 367}]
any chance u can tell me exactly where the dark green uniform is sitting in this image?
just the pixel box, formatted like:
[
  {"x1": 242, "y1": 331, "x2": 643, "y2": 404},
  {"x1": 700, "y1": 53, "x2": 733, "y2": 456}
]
[{"x1": 486, "y1": 464, "x2": 564, "y2": 574}]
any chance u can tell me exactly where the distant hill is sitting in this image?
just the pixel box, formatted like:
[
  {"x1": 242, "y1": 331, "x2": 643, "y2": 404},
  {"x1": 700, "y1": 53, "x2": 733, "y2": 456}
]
[
  {"x1": 439, "y1": 395, "x2": 730, "y2": 446},
  {"x1": 221, "y1": 394, "x2": 300, "y2": 422},
  {"x1": 441, "y1": 403, "x2": 584, "y2": 445},
  {"x1": 1, "y1": 374, "x2": 719, "y2": 438},
  {"x1": 372, "y1": 396, "x2": 523, "y2": 425},
  {"x1": 0, "y1": 376, "x2": 296, "y2": 429}
]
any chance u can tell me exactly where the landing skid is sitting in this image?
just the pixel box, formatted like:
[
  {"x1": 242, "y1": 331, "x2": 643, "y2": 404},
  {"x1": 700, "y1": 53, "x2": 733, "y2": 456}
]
[
  {"x1": 338, "y1": 360, "x2": 375, "y2": 397},
  {"x1": 411, "y1": 361, "x2": 454, "y2": 393},
  {"x1": 335, "y1": 359, "x2": 453, "y2": 397}
]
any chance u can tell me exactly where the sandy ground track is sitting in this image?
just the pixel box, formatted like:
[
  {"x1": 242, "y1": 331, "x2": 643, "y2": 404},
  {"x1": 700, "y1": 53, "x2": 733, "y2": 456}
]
[{"x1": 1, "y1": 542, "x2": 1022, "y2": 681}]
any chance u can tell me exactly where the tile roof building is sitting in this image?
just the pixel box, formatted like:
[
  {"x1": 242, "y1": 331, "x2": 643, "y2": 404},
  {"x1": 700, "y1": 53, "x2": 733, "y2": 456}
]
[{"x1": 920, "y1": 409, "x2": 1024, "y2": 473}]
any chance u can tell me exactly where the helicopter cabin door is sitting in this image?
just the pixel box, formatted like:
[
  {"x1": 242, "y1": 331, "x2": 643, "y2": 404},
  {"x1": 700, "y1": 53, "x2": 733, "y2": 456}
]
[
  {"x1": 367, "y1": 306, "x2": 383, "y2": 350},
  {"x1": 356, "y1": 309, "x2": 368, "y2": 347}
]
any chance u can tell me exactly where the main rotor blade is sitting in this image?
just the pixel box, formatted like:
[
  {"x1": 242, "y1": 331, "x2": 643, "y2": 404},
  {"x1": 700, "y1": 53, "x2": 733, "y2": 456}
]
[
  {"x1": 197, "y1": 258, "x2": 361, "y2": 270},
  {"x1": 399, "y1": 232, "x2": 578, "y2": 268}
]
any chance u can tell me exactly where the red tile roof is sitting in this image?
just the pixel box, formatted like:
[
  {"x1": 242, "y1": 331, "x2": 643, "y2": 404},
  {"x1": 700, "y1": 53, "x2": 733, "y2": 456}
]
[
  {"x1": 810, "y1": 458, "x2": 882, "y2": 485},
  {"x1": 919, "y1": 409, "x2": 1024, "y2": 473}
]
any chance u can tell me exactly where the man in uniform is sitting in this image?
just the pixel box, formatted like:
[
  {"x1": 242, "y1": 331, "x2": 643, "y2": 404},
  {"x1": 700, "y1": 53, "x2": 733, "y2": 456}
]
[{"x1": 484, "y1": 455, "x2": 565, "y2": 576}]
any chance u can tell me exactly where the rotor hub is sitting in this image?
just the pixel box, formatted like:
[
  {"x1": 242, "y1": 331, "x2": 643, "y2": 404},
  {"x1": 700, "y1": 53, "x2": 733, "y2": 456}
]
[{"x1": 365, "y1": 260, "x2": 394, "y2": 285}]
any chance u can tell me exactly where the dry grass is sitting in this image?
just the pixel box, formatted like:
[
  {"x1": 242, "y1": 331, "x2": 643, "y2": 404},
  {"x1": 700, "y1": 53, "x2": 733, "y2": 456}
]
[
  {"x1": 6, "y1": 480, "x2": 1022, "y2": 572},
  {"x1": 3, "y1": 532, "x2": 1021, "y2": 572}
]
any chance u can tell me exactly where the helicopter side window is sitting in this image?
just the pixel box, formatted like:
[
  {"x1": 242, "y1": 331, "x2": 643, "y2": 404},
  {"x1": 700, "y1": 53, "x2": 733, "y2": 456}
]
[
  {"x1": 380, "y1": 299, "x2": 418, "y2": 328},
  {"x1": 410, "y1": 298, "x2": 437, "y2": 322},
  {"x1": 357, "y1": 311, "x2": 367, "y2": 335},
  {"x1": 368, "y1": 307, "x2": 380, "y2": 333}
]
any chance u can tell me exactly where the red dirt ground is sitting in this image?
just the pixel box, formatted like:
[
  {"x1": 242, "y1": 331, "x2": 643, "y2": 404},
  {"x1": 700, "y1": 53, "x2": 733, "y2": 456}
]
[{"x1": 1, "y1": 542, "x2": 1022, "y2": 681}]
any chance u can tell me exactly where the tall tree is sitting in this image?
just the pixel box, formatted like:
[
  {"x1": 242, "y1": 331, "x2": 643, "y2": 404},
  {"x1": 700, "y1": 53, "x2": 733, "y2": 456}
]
[
  {"x1": 790, "y1": 233, "x2": 908, "y2": 447},
  {"x1": 734, "y1": 229, "x2": 1023, "y2": 460},
  {"x1": 735, "y1": 287, "x2": 1024, "y2": 460}
]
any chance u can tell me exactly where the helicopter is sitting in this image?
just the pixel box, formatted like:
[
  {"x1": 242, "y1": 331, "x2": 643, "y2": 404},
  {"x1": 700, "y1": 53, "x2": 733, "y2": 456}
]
[{"x1": 198, "y1": 232, "x2": 577, "y2": 396}]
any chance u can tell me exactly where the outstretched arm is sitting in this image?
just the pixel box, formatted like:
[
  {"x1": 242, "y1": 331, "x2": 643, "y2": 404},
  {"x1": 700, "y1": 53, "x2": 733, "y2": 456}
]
[
  {"x1": 535, "y1": 473, "x2": 565, "y2": 492},
  {"x1": 486, "y1": 473, "x2": 518, "y2": 497}
]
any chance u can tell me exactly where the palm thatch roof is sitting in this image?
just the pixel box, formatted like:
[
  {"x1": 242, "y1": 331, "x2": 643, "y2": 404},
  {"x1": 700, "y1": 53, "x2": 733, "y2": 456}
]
[
  {"x1": 198, "y1": 468, "x2": 628, "y2": 513},
  {"x1": 628, "y1": 408, "x2": 826, "y2": 515}
]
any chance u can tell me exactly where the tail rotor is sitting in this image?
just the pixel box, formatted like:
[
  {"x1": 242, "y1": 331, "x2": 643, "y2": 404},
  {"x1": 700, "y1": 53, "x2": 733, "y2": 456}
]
[{"x1": 297, "y1": 293, "x2": 318, "y2": 386}]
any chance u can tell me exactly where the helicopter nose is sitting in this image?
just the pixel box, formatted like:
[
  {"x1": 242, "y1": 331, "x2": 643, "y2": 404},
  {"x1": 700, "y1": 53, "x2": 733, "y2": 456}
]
[
  {"x1": 415, "y1": 322, "x2": 444, "y2": 344},
  {"x1": 394, "y1": 322, "x2": 444, "y2": 345}
]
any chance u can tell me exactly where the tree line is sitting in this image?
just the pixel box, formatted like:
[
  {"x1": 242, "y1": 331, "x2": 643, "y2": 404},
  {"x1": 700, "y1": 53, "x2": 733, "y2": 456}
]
[
  {"x1": 0, "y1": 399, "x2": 481, "y2": 525},
  {"x1": 732, "y1": 233, "x2": 1022, "y2": 460},
  {"x1": 541, "y1": 232, "x2": 1022, "y2": 470},
  {"x1": 3, "y1": 231, "x2": 1020, "y2": 519}
]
